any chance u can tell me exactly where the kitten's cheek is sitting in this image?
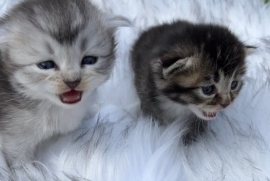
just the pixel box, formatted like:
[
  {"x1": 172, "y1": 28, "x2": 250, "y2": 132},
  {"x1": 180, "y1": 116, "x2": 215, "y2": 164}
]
[
  {"x1": 13, "y1": 72, "x2": 27, "y2": 85},
  {"x1": 13, "y1": 72, "x2": 37, "y2": 91}
]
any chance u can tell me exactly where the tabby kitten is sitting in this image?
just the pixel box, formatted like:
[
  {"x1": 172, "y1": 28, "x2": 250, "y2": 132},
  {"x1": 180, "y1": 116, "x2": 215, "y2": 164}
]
[
  {"x1": 0, "y1": 0, "x2": 127, "y2": 167},
  {"x1": 132, "y1": 20, "x2": 250, "y2": 142}
]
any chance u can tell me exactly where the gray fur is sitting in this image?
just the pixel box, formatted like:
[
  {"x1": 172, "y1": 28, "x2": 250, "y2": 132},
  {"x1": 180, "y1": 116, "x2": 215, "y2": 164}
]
[{"x1": 0, "y1": 0, "x2": 126, "y2": 167}]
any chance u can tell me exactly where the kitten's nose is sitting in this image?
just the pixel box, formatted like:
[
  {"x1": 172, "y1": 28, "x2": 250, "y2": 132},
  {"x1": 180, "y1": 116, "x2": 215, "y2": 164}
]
[
  {"x1": 217, "y1": 94, "x2": 231, "y2": 108},
  {"x1": 64, "y1": 80, "x2": 81, "y2": 89},
  {"x1": 220, "y1": 102, "x2": 230, "y2": 108},
  {"x1": 220, "y1": 99, "x2": 231, "y2": 108}
]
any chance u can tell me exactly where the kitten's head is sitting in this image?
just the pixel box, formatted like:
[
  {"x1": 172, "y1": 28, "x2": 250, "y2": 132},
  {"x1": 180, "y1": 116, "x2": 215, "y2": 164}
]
[
  {"x1": 152, "y1": 22, "x2": 252, "y2": 120},
  {"x1": 0, "y1": 0, "x2": 129, "y2": 107}
]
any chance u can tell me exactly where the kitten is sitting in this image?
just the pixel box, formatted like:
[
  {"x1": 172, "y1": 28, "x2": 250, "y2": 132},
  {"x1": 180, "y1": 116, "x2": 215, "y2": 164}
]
[
  {"x1": 0, "y1": 0, "x2": 127, "y2": 167},
  {"x1": 131, "y1": 20, "x2": 250, "y2": 143}
]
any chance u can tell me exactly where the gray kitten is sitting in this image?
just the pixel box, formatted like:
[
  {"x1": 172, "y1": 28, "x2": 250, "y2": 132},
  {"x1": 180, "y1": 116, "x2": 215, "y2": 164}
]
[
  {"x1": 0, "y1": 0, "x2": 127, "y2": 167},
  {"x1": 132, "y1": 20, "x2": 251, "y2": 143}
]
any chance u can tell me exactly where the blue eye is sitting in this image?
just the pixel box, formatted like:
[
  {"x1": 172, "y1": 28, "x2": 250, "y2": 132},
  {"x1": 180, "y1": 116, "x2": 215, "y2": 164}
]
[
  {"x1": 231, "y1": 81, "x2": 238, "y2": 90},
  {"x1": 202, "y1": 85, "x2": 215, "y2": 95},
  {"x1": 81, "y1": 56, "x2": 98, "y2": 65},
  {"x1": 37, "y1": 61, "x2": 56, "y2": 69}
]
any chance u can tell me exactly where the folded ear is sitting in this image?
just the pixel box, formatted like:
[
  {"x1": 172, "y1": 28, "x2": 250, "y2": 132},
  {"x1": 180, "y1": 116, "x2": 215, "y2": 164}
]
[
  {"x1": 244, "y1": 45, "x2": 257, "y2": 56},
  {"x1": 103, "y1": 14, "x2": 132, "y2": 34},
  {"x1": 106, "y1": 15, "x2": 132, "y2": 28},
  {"x1": 161, "y1": 56, "x2": 193, "y2": 79}
]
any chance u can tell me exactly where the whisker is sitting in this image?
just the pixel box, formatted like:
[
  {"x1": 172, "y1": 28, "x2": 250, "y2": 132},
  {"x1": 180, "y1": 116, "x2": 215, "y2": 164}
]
[{"x1": 44, "y1": 74, "x2": 54, "y2": 81}]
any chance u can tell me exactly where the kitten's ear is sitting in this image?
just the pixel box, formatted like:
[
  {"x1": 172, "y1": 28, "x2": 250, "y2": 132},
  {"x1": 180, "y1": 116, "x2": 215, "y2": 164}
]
[
  {"x1": 244, "y1": 45, "x2": 257, "y2": 56},
  {"x1": 161, "y1": 56, "x2": 193, "y2": 79},
  {"x1": 104, "y1": 14, "x2": 132, "y2": 33}
]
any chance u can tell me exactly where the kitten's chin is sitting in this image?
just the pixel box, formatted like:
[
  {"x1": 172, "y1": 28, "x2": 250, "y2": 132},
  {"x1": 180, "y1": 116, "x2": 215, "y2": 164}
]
[{"x1": 188, "y1": 105, "x2": 217, "y2": 121}]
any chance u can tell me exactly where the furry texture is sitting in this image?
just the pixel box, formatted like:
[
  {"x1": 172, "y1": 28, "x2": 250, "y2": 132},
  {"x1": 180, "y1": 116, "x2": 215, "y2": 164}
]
[
  {"x1": 0, "y1": 0, "x2": 122, "y2": 167},
  {"x1": 131, "y1": 21, "x2": 248, "y2": 143},
  {"x1": 0, "y1": 0, "x2": 270, "y2": 180}
]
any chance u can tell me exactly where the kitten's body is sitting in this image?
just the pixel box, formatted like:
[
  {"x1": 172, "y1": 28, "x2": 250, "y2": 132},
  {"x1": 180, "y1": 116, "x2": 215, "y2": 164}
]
[
  {"x1": 0, "y1": 0, "x2": 127, "y2": 167},
  {"x1": 0, "y1": 91, "x2": 90, "y2": 165},
  {"x1": 132, "y1": 21, "x2": 248, "y2": 142}
]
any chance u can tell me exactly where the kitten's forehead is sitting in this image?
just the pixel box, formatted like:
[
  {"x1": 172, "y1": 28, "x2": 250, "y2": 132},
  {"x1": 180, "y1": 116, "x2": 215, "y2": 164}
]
[
  {"x1": 2, "y1": 0, "x2": 114, "y2": 66},
  {"x1": 7, "y1": 28, "x2": 113, "y2": 66},
  {"x1": 178, "y1": 26, "x2": 246, "y2": 83},
  {"x1": 160, "y1": 23, "x2": 246, "y2": 74},
  {"x1": 6, "y1": 0, "x2": 108, "y2": 45}
]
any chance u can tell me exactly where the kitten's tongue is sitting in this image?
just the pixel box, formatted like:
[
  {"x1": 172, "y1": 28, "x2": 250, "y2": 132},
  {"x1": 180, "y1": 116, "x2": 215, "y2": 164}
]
[{"x1": 60, "y1": 90, "x2": 82, "y2": 104}]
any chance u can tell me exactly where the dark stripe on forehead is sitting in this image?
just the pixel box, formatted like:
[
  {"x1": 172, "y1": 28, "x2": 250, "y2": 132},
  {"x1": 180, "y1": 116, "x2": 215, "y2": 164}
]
[
  {"x1": 162, "y1": 84, "x2": 197, "y2": 94},
  {"x1": 223, "y1": 65, "x2": 240, "y2": 77},
  {"x1": 51, "y1": 26, "x2": 80, "y2": 45},
  {"x1": 214, "y1": 71, "x2": 220, "y2": 83},
  {"x1": 80, "y1": 37, "x2": 88, "y2": 52}
]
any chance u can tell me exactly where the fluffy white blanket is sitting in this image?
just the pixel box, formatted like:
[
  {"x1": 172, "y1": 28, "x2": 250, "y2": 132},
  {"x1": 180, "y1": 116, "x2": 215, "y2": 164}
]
[{"x1": 0, "y1": 0, "x2": 270, "y2": 180}]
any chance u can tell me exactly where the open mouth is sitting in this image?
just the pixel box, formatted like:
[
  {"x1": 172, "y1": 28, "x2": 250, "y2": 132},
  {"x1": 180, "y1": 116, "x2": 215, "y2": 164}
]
[
  {"x1": 202, "y1": 111, "x2": 217, "y2": 119},
  {"x1": 59, "y1": 90, "x2": 83, "y2": 104}
]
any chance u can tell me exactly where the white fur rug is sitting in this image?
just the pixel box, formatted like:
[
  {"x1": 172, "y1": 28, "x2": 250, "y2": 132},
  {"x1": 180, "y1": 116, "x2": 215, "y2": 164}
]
[{"x1": 1, "y1": 0, "x2": 270, "y2": 180}]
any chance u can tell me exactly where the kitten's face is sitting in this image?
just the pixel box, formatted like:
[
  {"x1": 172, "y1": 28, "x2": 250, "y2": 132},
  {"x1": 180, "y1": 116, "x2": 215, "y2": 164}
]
[
  {"x1": 0, "y1": 0, "x2": 123, "y2": 107},
  {"x1": 161, "y1": 58, "x2": 245, "y2": 121},
  {"x1": 152, "y1": 25, "x2": 247, "y2": 121}
]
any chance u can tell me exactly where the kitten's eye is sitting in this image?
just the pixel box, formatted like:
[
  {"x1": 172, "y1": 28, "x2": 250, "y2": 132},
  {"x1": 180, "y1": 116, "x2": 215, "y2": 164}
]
[
  {"x1": 37, "y1": 61, "x2": 56, "y2": 70},
  {"x1": 231, "y1": 81, "x2": 238, "y2": 90},
  {"x1": 201, "y1": 85, "x2": 215, "y2": 95},
  {"x1": 81, "y1": 56, "x2": 98, "y2": 65}
]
